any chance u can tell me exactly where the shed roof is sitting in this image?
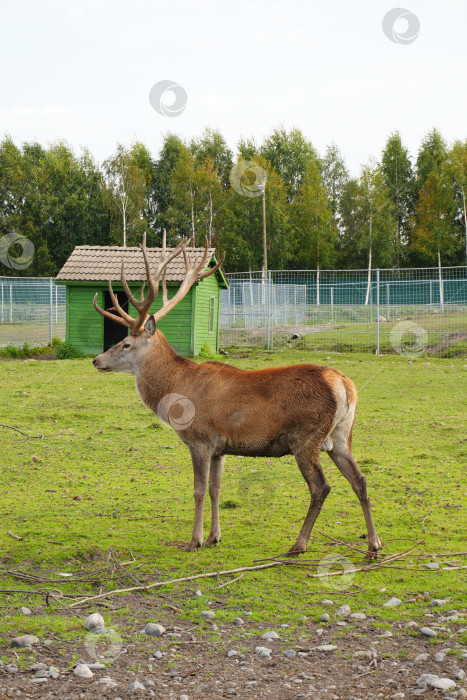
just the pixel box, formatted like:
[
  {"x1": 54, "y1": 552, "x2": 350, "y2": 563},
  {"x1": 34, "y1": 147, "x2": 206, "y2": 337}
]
[{"x1": 56, "y1": 245, "x2": 226, "y2": 285}]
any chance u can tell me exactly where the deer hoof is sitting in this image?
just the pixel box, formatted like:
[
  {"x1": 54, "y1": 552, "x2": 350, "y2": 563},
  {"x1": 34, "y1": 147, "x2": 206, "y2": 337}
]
[
  {"x1": 203, "y1": 537, "x2": 221, "y2": 547},
  {"x1": 183, "y1": 540, "x2": 202, "y2": 552},
  {"x1": 365, "y1": 549, "x2": 378, "y2": 560},
  {"x1": 284, "y1": 545, "x2": 306, "y2": 557},
  {"x1": 365, "y1": 539, "x2": 383, "y2": 559}
]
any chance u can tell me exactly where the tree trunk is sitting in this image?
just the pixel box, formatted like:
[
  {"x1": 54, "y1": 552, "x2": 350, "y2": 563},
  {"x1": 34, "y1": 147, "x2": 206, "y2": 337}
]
[
  {"x1": 208, "y1": 190, "x2": 213, "y2": 246},
  {"x1": 190, "y1": 182, "x2": 196, "y2": 247},
  {"x1": 365, "y1": 246, "x2": 372, "y2": 306}
]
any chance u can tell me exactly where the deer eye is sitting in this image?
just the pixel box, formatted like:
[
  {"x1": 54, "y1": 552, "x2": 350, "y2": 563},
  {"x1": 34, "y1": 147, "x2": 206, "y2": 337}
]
[{"x1": 123, "y1": 343, "x2": 131, "y2": 349}]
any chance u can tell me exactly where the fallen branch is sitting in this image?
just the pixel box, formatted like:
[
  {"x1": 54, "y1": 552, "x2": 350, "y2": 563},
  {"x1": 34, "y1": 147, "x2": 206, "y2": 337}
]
[
  {"x1": 70, "y1": 542, "x2": 425, "y2": 608},
  {"x1": 7, "y1": 530, "x2": 23, "y2": 541},
  {"x1": 313, "y1": 529, "x2": 373, "y2": 556},
  {"x1": 109, "y1": 551, "x2": 143, "y2": 587},
  {"x1": 215, "y1": 573, "x2": 245, "y2": 590},
  {"x1": 0, "y1": 589, "x2": 48, "y2": 595},
  {"x1": 70, "y1": 562, "x2": 281, "y2": 607},
  {"x1": 0, "y1": 424, "x2": 44, "y2": 438},
  {"x1": 410, "y1": 551, "x2": 467, "y2": 559}
]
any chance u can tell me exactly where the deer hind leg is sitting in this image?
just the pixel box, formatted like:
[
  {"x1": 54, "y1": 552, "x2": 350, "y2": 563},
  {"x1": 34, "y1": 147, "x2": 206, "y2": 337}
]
[
  {"x1": 328, "y1": 428, "x2": 382, "y2": 557},
  {"x1": 184, "y1": 447, "x2": 211, "y2": 552},
  {"x1": 205, "y1": 455, "x2": 225, "y2": 546},
  {"x1": 287, "y1": 443, "x2": 331, "y2": 556}
]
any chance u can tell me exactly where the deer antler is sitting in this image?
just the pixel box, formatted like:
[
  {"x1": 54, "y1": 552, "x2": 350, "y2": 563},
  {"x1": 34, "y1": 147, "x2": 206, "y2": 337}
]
[
  {"x1": 152, "y1": 237, "x2": 225, "y2": 325},
  {"x1": 93, "y1": 233, "x2": 225, "y2": 333}
]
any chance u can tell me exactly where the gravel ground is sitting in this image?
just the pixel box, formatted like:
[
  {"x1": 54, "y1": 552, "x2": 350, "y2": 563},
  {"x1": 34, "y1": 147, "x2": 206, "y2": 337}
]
[{"x1": 1, "y1": 597, "x2": 465, "y2": 699}]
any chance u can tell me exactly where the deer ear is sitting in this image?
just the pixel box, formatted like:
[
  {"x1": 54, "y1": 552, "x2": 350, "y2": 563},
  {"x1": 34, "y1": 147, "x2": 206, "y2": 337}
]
[{"x1": 144, "y1": 315, "x2": 156, "y2": 336}]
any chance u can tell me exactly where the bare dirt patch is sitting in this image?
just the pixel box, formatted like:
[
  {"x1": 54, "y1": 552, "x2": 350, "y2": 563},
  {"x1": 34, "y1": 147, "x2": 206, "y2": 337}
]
[{"x1": 1, "y1": 594, "x2": 466, "y2": 699}]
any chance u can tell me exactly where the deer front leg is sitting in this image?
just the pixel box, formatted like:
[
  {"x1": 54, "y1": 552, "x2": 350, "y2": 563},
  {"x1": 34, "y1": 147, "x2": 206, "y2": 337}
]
[
  {"x1": 184, "y1": 447, "x2": 210, "y2": 552},
  {"x1": 205, "y1": 455, "x2": 225, "y2": 546}
]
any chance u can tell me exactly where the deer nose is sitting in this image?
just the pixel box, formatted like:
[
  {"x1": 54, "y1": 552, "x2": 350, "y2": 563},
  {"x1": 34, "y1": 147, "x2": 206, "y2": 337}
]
[{"x1": 92, "y1": 358, "x2": 97, "y2": 366}]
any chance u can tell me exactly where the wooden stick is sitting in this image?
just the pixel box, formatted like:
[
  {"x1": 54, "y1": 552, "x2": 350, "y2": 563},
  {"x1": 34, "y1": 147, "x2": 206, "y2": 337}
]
[
  {"x1": 304, "y1": 541, "x2": 424, "y2": 580},
  {"x1": 410, "y1": 551, "x2": 467, "y2": 559},
  {"x1": 7, "y1": 530, "x2": 23, "y2": 540},
  {"x1": 312, "y1": 529, "x2": 372, "y2": 556},
  {"x1": 215, "y1": 573, "x2": 245, "y2": 590},
  {"x1": 68, "y1": 541, "x2": 424, "y2": 608},
  {"x1": 109, "y1": 551, "x2": 143, "y2": 586},
  {"x1": 70, "y1": 562, "x2": 281, "y2": 607},
  {"x1": 0, "y1": 589, "x2": 48, "y2": 595},
  {"x1": 0, "y1": 424, "x2": 43, "y2": 439}
]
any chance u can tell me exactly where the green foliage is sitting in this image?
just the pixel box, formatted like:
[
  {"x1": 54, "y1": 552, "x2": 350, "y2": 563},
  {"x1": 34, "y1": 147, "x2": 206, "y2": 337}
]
[
  {"x1": 0, "y1": 126, "x2": 466, "y2": 277},
  {"x1": 339, "y1": 161, "x2": 397, "y2": 269},
  {"x1": 102, "y1": 143, "x2": 148, "y2": 246},
  {"x1": 53, "y1": 340, "x2": 82, "y2": 359},
  {"x1": 221, "y1": 499, "x2": 240, "y2": 509},
  {"x1": 0, "y1": 343, "x2": 53, "y2": 359},
  {"x1": 199, "y1": 342, "x2": 215, "y2": 358},
  {"x1": 381, "y1": 131, "x2": 416, "y2": 266}
]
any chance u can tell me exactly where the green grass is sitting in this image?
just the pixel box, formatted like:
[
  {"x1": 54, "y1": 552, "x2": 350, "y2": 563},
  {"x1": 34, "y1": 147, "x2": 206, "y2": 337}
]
[{"x1": 0, "y1": 349, "x2": 466, "y2": 643}]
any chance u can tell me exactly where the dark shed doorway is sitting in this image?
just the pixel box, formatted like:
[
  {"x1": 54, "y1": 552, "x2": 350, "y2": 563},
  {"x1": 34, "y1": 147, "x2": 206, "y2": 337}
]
[{"x1": 104, "y1": 290, "x2": 129, "y2": 350}]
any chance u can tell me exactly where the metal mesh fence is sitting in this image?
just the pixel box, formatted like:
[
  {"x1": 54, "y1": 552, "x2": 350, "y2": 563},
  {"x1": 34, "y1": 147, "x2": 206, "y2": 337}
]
[
  {"x1": 1, "y1": 268, "x2": 466, "y2": 357},
  {"x1": 0, "y1": 277, "x2": 66, "y2": 348},
  {"x1": 220, "y1": 267, "x2": 467, "y2": 358}
]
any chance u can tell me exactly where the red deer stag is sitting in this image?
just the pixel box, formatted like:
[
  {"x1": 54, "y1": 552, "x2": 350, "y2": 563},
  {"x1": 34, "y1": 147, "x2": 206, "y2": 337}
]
[{"x1": 92, "y1": 235, "x2": 382, "y2": 557}]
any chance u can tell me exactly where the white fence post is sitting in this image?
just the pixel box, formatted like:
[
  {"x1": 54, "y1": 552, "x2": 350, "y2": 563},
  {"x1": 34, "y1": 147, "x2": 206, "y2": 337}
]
[
  {"x1": 376, "y1": 269, "x2": 380, "y2": 355},
  {"x1": 49, "y1": 278, "x2": 53, "y2": 345},
  {"x1": 267, "y1": 270, "x2": 272, "y2": 350}
]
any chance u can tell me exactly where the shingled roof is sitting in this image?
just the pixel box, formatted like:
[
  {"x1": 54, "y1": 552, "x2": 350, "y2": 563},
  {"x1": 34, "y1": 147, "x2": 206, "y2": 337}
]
[{"x1": 56, "y1": 245, "x2": 225, "y2": 284}]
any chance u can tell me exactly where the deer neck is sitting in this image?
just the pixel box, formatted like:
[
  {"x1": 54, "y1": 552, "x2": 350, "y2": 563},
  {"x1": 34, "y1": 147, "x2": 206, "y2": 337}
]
[{"x1": 134, "y1": 331, "x2": 194, "y2": 413}]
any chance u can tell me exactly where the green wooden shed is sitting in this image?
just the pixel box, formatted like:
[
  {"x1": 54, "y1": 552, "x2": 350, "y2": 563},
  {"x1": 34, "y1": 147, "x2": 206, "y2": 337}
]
[{"x1": 55, "y1": 244, "x2": 227, "y2": 356}]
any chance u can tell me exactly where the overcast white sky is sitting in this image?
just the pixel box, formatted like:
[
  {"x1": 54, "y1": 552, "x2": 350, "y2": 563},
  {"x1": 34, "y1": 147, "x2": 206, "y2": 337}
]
[{"x1": 0, "y1": 0, "x2": 465, "y2": 176}]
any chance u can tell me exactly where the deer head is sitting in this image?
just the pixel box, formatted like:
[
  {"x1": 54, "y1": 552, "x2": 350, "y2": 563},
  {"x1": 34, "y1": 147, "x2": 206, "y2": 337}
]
[{"x1": 92, "y1": 232, "x2": 225, "y2": 374}]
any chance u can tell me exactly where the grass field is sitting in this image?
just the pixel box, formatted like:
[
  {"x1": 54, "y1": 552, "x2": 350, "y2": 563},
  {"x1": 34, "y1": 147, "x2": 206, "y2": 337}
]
[{"x1": 0, "y1": 348, "x2": 466, "y2": 654}]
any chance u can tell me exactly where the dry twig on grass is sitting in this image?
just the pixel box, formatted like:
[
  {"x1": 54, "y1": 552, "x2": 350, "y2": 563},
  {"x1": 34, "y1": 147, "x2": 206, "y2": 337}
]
[
  {"x1": 0, "y1": 424, "x2": 44, "y2": 439},
  {"x1": 214, "y1": 573, "x2": 246, "y2": 590},
  {"x1": 69, "y1": 562, "x2": 281, "y2": 607}
]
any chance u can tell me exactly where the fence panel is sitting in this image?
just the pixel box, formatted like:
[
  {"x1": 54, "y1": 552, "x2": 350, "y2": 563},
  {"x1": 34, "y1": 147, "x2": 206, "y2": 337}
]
[
  {"x1": 1, "y1": 269, "x2": 466, "y2": 357},
  {"x1": 0, "y1": 277, "x2": 66, "y2": 348},
  {"x1": 220, "y1": 267, "x2": 467, "y2": 358}
]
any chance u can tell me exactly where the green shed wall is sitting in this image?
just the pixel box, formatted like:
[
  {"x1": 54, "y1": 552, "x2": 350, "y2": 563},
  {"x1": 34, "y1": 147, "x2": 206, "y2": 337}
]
[
  {"x1": 65, "y1": 283, "x2": 195, "y2": 356},
  {"x1": 193, "y1": 274, "x2": 220, "y2": 354},
  {"x1": 128, "y1": 284, "x2": 193, "y2": 355},
  {"x1": 66, "y1": 285, "x2": 103, "y2": 355}
]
